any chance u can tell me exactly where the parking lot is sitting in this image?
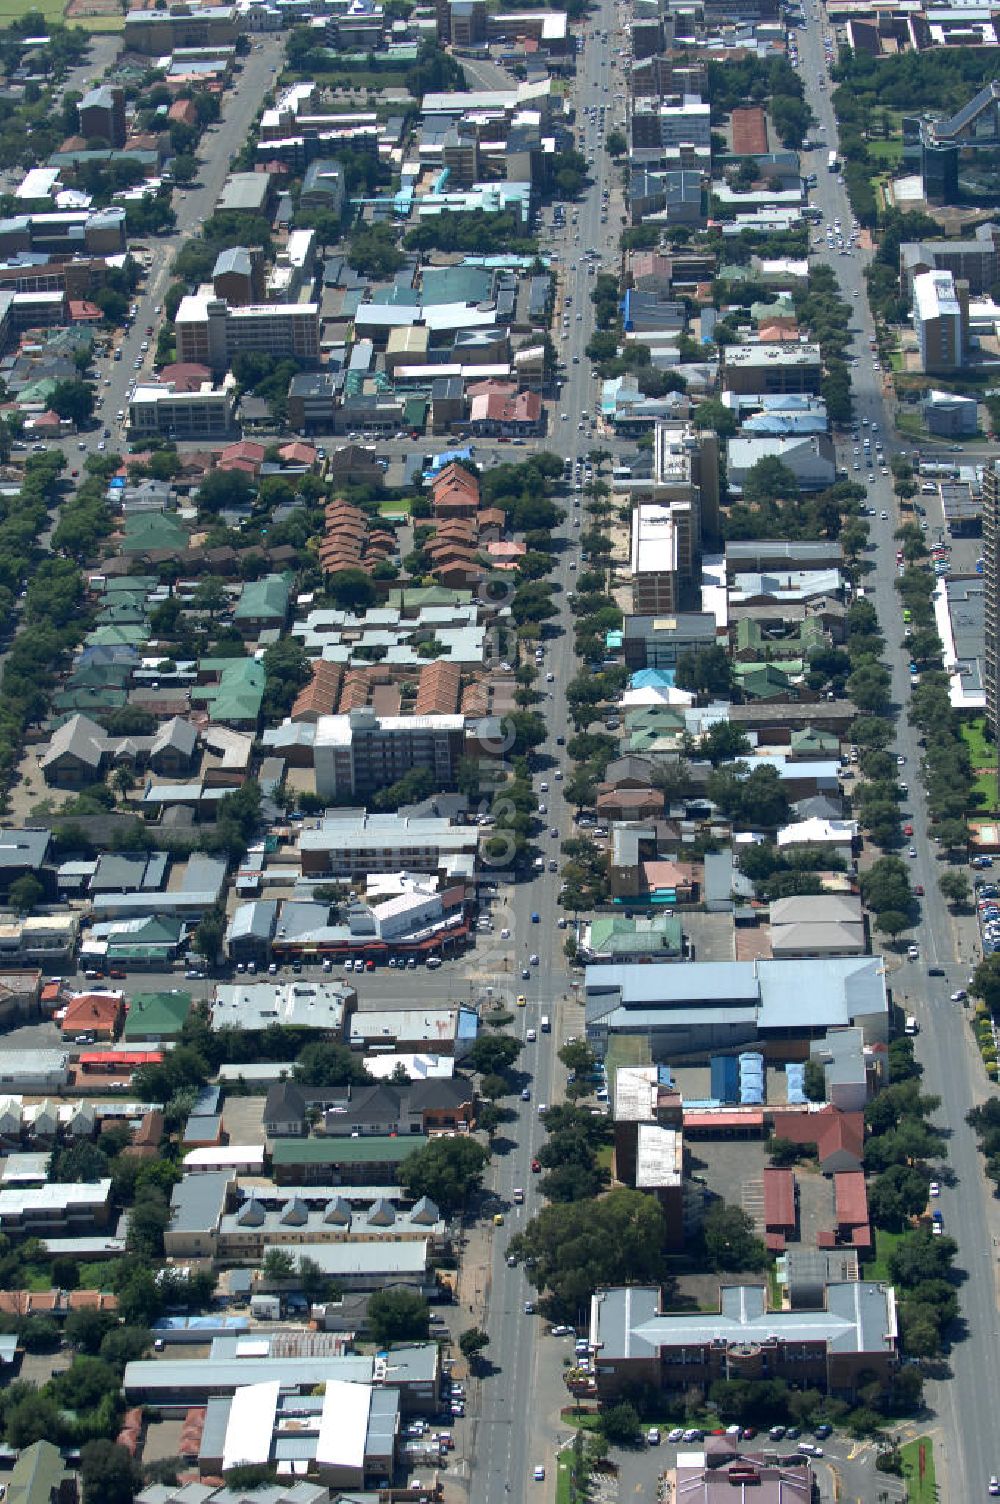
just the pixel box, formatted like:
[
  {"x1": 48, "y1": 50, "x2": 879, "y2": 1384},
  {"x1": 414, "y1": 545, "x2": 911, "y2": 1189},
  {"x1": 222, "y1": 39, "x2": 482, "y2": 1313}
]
[{"x1": 683, "y1": 911, "x2": 739, "y2": 964}]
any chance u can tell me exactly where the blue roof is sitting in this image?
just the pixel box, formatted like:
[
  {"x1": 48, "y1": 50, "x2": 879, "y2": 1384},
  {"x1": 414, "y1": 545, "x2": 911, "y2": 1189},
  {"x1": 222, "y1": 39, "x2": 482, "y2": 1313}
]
[{"x1": 630, "y1": 668, "x2": 675, "y2": 689}]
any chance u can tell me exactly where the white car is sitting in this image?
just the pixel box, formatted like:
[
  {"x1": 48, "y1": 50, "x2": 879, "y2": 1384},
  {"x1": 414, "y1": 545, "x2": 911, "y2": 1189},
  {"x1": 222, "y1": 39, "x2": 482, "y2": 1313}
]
[
  {"x1": 533, "y1": 1468, "x2": 545, "y2": 1482},
  {"x1": 929, "y1": 1181, "x2": 940, "y2": 1196}
]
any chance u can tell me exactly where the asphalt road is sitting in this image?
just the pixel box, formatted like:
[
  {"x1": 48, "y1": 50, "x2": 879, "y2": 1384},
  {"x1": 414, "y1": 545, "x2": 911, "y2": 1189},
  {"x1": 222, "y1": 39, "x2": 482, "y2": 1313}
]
[
  {"x1": 801, "y1": 10, "x2": 1000, "y2": 1499},
  {"x1": 467, "y1": 12, "x2": 622, "y2": 1504},
  {"x1": 73, "y1": 37, "x2": 288, "y2": 459}
]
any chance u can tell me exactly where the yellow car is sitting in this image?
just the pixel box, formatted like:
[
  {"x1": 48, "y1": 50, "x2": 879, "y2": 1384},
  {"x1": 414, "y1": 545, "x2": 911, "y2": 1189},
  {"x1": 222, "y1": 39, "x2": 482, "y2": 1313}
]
[
  {"x1": 517, "y1": 994, "x2": 527, "y2": 1006},
  {"x1": 493, "y1": 1213, "x2": 505, "y2": 1226}
]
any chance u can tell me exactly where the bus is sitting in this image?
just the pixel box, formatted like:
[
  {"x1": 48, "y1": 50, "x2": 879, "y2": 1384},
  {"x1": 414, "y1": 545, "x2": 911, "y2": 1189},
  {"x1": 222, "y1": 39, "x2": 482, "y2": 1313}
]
[{"x1": 827, "y1": 150, "x2": 839, "y2": 173}]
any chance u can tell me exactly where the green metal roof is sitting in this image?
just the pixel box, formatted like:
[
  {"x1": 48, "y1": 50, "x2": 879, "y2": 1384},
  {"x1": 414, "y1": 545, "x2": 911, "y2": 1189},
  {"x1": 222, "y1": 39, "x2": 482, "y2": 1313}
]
[
  {"x1": 588, "y1": 914, "x2": 683, "y2": 956},
  {"x1": 123, "y1": 990, "x2": 193, "y2": 1040},
  {"x1": 122, "y1": 512, "x2": 189, "y2": 554},
  {"x1": 234, "y1": 572, "x2": 291, "y2": 624},
  {"x1": 271, "y1": 1136, "x2": 417, "y2": 1165}
]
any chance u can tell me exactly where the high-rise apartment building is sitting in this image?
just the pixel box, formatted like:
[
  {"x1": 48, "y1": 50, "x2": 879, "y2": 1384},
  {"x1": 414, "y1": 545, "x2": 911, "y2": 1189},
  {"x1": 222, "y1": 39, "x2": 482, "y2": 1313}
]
[
  {"x1": 912, "y1": 270, "x2": 968, "y2": 374},
  {"x1": 313, "y1": 709, "x2": 467, "y2": 800}
]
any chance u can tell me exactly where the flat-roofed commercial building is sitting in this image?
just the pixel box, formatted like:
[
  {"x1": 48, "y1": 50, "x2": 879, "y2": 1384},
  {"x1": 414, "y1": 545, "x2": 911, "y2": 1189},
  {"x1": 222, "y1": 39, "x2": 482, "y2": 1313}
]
[
  {"x1": 128, "y1": 374, "x2": 237, "y2": 438},
  {"x1": 198, "y1": 1378, "x2": 398, "y2": 1489},
  {"x1": 176, "y1": 293, "x2": 320, "y2": 375},
  {"x1": 298, "y1": 812, "x2": 478, "y2": 880},
  {"x1": 584, "y1": 956, "x2": 889, "y2": 1059},
  {"x1": 722, "y1": 342, "x2": 822, "y2": 396}
]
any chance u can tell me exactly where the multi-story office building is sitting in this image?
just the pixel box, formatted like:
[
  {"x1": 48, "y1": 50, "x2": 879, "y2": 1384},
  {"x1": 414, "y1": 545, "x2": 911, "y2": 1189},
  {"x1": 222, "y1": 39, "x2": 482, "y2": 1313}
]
[
  {"x1": 78, "y1": 86, "x2": 126, "y2": 148},
  {"x1": 919, "y1": 80, "x2": 1000, "y2": 205},
  {"x1": 615, "y1": 420, "x2": 720, "y2": 541},
  {"x1": 123, "y1": 5, "x2": 237, "y2": 54},
  {"x1": 912, "y1": 270, "x2": 968, "y2": 374},
  {"x1": 175, "y1": 294, "x2": 320, "y2": 375},
  {"x1": 590, "y1": 1282, "x2": 897, "y2": 1401},
  {"x1": 298, "y1": 812, "x2": 479, "y2": 879},
  {"x1": 127, "y1": 373, "x2": 237, "y2": 439},
  {"x1": 722, "y1": 342, "x2": 823, "y2": 396},
  {"x1": 631, "y1": 96, "x2": 711, "y2": 151},
  {"x1": 630, "y1": 501, "x2": 694, "y2": 614},
  {"x1": 900, "y1": 222, "x2": 1000, "y2": 298},
  {"x1": 313, "y1": 709, "x2": 467, "y2": 800}
]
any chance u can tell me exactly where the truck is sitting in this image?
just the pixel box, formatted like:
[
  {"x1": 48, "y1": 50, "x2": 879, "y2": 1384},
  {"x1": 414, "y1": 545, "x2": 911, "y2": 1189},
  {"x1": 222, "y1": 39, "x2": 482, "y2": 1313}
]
[
  {"x1": 827, "y1": 150, "x2": 839, "y2": 172},
  {"x1": 540, "y1": 1015, "x2": 551, "y2": 1033}
]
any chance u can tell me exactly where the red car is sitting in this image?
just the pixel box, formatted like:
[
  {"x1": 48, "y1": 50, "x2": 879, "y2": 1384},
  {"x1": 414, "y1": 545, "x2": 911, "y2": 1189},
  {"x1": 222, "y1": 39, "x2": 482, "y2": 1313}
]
[
  {"x1": 914, "y1": 884, "x2": 925, "y2": 896},
  {"x1": 903, "y1": 824, "x2": 914, "y2": 836},
  {"x1": 531, "y1": 1158, "x2": 541, "y2": 1173}
]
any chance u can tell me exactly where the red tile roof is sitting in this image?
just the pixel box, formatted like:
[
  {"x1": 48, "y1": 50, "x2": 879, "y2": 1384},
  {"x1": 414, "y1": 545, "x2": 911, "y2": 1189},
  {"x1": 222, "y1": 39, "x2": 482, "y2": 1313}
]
[
  {"x1": 60, "y1": 993, "x2": 123, "y2": 1035},
  {"x1": 168, "y1": 98, "x2": 198, "y2": 125},
  {"x1": 763, "y1": 1167, "x2": 796, "y2": 1230},
  {"x1": 292, "y1": 661, "x2": 343, "y2": 721},
  {"x1": 833, "y1": 1170, "x2": 869, "y2": 1228},
  {"x1": 415, "y1": 661, "x2": 462, "y2": 715},
  {"x1": 769, "y1": 1107, "x2": 865, "y2": 1169},
  {"x1": 158, "y1": 362, "x2": 213, "y2": 393}
]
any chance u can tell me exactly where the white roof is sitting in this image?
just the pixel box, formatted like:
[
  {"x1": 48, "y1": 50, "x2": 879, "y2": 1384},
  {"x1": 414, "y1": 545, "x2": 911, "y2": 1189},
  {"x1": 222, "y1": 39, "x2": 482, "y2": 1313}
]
[
  {"x1": 314, "y1": 712, "x2": 465, "y2": 746},
  {"x1": 316, "y1": 1379, "x2": 372, "y2": 1470},
  {"x1": 631, "y1": 502, "x2": 682, "y2": 574},
  {"x1": 183, "y1": 1145, "x2": 265, "y2": 1170},
  {"x1": 777, "y1": 817, "x2": 858, "y2": 847},
  {"x1": 16, "y1": 168, "x2": 58, "y2": 200},
  {"x1": 223, "y1": 1381, "x2": 280, "y2": 1471},
  {"x1": 913, "y1": 269, "x2": 960, "y2": 321}
]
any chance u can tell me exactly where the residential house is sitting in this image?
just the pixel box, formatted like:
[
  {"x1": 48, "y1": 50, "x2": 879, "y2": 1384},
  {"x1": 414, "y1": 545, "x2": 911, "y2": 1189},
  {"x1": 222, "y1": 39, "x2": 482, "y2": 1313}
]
[
  {"x1": 7, "y1": 1441, "x2": 76, "y2": 1504},
  {"x1": 59, "y1": 992, "x2": 123, "y2": 1042}
]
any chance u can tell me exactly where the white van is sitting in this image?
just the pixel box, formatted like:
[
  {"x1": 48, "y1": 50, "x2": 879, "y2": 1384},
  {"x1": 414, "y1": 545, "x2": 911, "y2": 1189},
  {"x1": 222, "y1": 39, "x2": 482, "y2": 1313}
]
[
  {"x1": 904, "y1": 1015, "x2": 919, "y2": 1035},
  {"x1": 540, "y1": 1015, "x2": 550, "y2": 1033}
]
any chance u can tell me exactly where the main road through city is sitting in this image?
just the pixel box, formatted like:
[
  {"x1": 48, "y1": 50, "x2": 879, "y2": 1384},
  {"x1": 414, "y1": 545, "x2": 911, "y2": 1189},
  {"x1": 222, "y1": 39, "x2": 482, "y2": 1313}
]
[
  {"x1": 801, "y1": 11, "x2": 1000, "y2": 1499},
  {"x1": 464, "y1": 3, "x2": 624, "y2": 1502}
]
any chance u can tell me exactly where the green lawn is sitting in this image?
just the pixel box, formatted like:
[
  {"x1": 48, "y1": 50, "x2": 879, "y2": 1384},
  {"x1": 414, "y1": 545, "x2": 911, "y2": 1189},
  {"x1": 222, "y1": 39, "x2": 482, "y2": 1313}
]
[
  {"x1": 0, "y1": 0, "x2": 64, "y2": 18},
  {"x1": 972, "y1": 769, "x2": 998, "y2": 813},
  {"x1": 868, "y1": 140, "x2": 903, "y2": 167},
  {"x1": 866, "y1": 1227, "x2": 903, "y2": 1282},
  {"x1": 963, "y1": 718, "x2": 993, "y2": 768},
  {"x1": 901, "y1": 1437, "x2": 937, "y2": 1504},
  {"x1": 555, "y1": 1451, "x2": 574, "y2": 1504},
  {"x1": 379, "y1": 498, "x2": 412, "y2": 518}
]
